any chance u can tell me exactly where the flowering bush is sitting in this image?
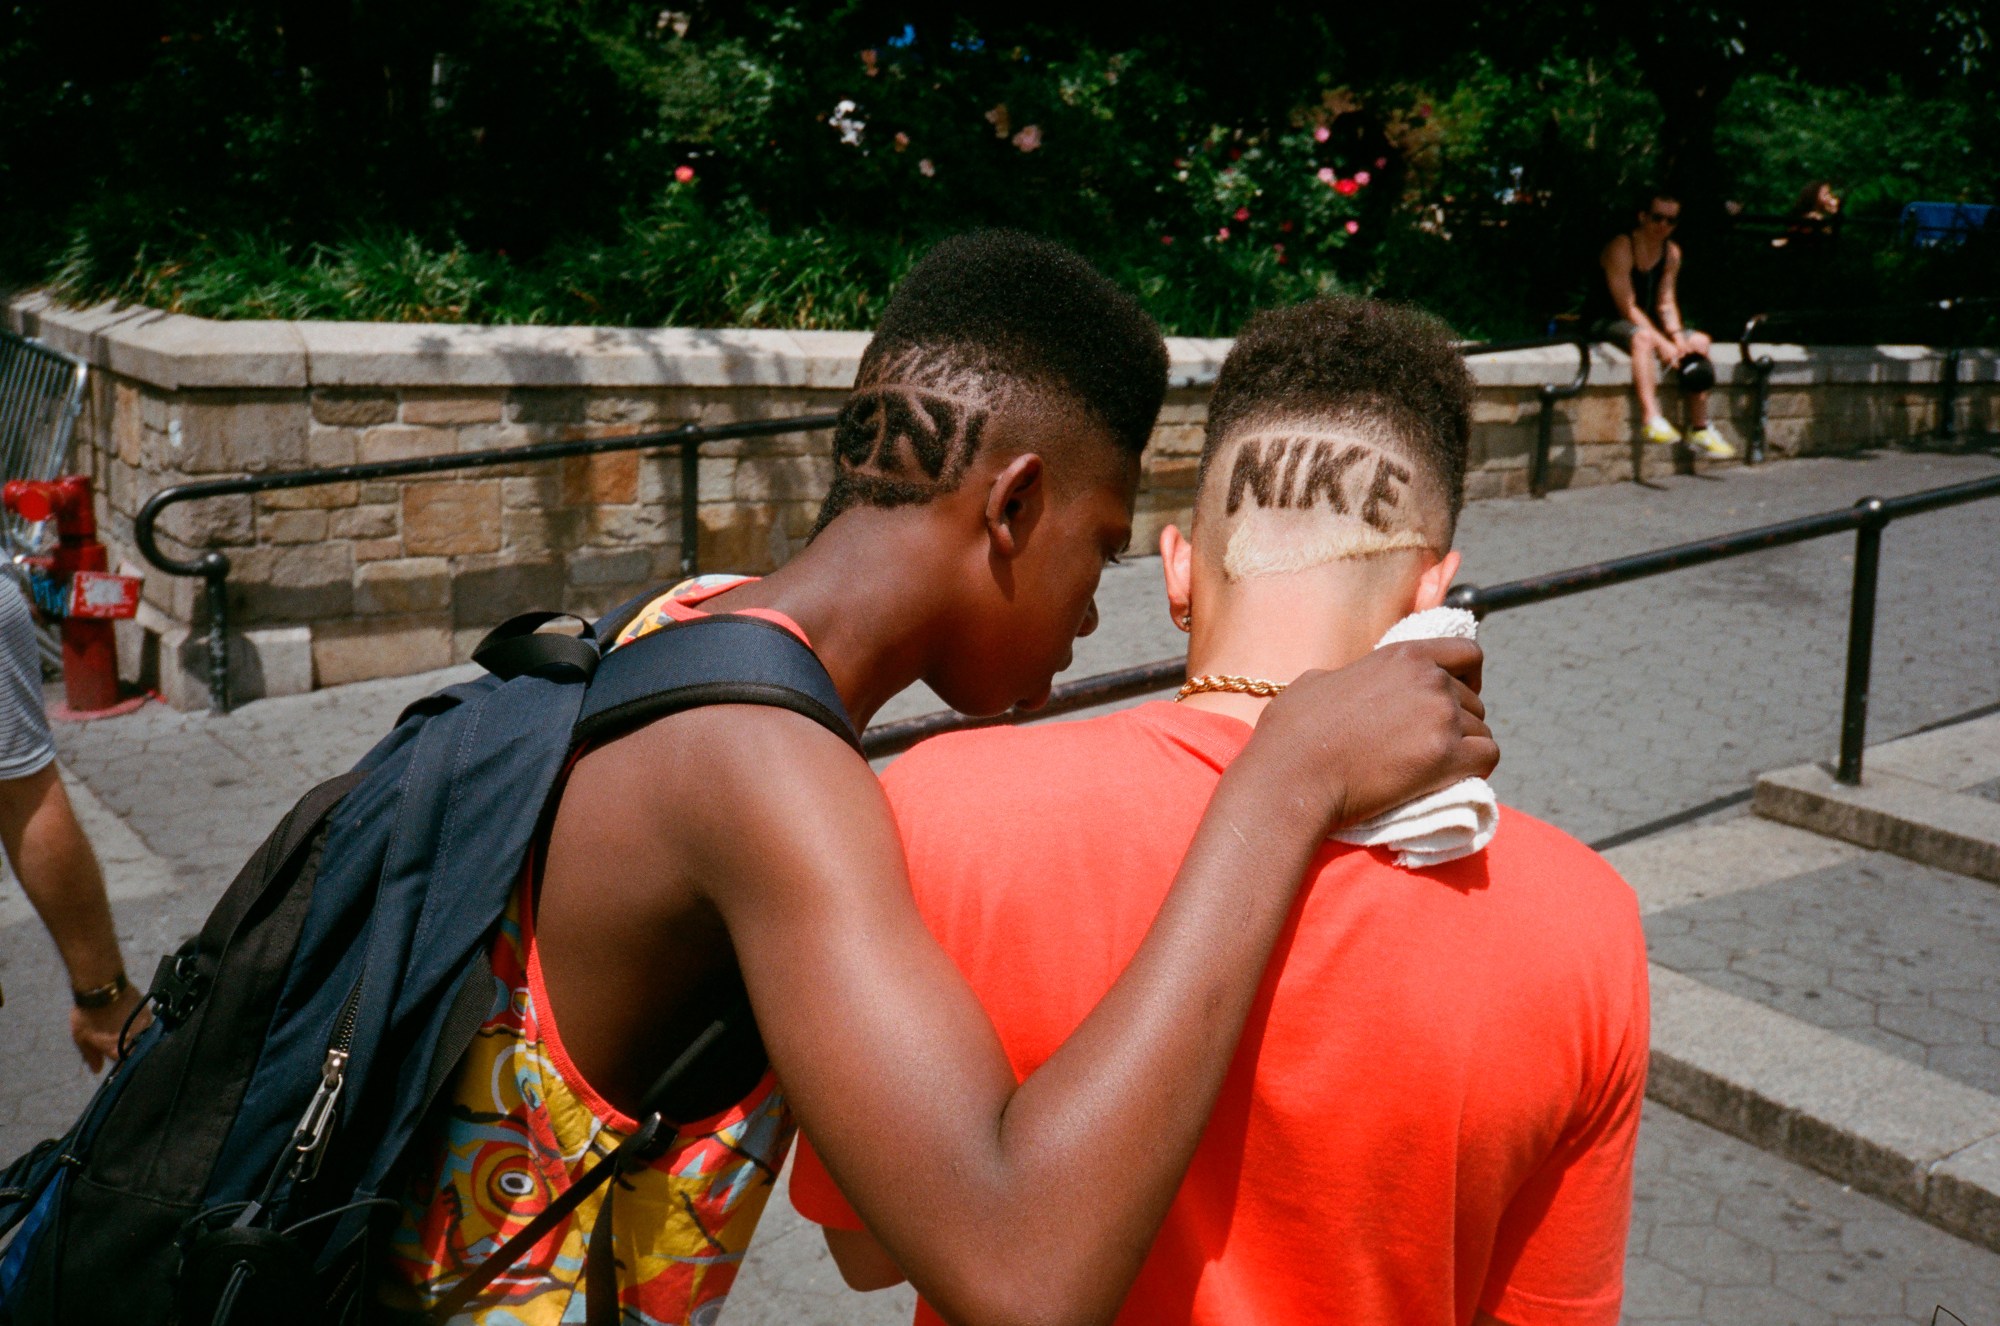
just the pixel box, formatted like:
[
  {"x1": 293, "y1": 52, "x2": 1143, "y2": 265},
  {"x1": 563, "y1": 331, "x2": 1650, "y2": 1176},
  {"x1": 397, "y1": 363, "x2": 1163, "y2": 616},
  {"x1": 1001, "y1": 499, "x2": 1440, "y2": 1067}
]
[{"x1": 8, "y1": 7, "x2": 1992, "y2": 338}]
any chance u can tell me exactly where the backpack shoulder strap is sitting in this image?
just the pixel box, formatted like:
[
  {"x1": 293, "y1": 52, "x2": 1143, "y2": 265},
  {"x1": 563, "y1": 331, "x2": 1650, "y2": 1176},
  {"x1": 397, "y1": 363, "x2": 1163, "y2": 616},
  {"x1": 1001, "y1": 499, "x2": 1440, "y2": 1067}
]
[{"x1": 574, "y1": 614, "x2": 861, "y2": 754}]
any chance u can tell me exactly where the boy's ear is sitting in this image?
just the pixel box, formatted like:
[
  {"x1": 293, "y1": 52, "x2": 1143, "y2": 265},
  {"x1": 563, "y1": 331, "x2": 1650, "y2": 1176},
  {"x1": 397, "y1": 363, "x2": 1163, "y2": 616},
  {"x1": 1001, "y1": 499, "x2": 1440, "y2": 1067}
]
[
  {"x1": 1413, "y1": 549, "x2": 1462, "y2": 613},
  {"x1": 984, "y1": 453, "x2": 1045, "y2": 559},
  {"x1": 1160, "y1": 524, "x2": 1193, "y2": 629}
]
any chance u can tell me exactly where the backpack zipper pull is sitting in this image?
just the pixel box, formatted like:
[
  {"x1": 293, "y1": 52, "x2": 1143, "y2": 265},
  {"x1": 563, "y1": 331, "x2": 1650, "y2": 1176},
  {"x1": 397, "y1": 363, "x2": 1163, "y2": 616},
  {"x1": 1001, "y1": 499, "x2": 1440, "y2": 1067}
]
[{"x1": 290, "y1": 1045, "x2": 349, "y2": 1182}]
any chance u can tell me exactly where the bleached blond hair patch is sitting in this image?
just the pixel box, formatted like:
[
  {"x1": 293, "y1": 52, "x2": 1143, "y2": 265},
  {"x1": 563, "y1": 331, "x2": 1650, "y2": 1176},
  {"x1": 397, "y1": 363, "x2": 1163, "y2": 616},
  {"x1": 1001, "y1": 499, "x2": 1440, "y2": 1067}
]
[{"x1": 1204, "y1": 428, "x2": 1441, "y2": 581}]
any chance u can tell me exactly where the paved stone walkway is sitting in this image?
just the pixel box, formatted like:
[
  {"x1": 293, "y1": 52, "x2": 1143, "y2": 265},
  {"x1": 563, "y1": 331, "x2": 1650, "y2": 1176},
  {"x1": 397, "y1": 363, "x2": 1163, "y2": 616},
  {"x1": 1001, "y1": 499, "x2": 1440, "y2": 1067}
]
[
  {"x1": 3, "y1": 446, "x2": 1998, "y2": 1319},
  {"x1": 1649, "y1": 850, "x2": 2000, "y2": 1097}
]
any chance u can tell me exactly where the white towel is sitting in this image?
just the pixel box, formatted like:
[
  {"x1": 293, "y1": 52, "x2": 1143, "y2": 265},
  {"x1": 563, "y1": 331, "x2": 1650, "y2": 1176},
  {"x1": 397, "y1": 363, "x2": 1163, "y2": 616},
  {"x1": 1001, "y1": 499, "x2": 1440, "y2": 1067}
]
[{"x1": 1329, "y1": 606, "x2": 1498, "y2": 869}]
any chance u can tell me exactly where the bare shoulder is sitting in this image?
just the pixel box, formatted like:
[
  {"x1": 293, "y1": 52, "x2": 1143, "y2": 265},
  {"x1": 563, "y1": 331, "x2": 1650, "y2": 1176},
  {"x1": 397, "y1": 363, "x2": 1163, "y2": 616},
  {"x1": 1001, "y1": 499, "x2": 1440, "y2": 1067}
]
[{"x1": 1601, "y1": 232, "x2": 1632, "y2": 263}]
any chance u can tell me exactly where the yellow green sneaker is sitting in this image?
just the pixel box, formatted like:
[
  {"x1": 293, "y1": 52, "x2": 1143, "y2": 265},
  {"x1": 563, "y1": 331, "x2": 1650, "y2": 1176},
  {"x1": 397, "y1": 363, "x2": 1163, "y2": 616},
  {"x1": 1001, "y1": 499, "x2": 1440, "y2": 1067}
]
[
  {"x1": 1642, "y1": 415, "x2": 1682, "y2": 446},
  {"x1": 1686, "y1": 426, "x2": 1736, "y2": 459}
]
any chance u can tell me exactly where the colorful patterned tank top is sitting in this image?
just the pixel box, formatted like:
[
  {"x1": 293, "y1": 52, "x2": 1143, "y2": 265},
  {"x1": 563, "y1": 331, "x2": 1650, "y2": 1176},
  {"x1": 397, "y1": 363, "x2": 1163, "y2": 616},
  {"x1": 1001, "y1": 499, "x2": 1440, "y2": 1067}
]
[{"x1": 382, "y1": 577, "x2": 803, "y2": 1325}]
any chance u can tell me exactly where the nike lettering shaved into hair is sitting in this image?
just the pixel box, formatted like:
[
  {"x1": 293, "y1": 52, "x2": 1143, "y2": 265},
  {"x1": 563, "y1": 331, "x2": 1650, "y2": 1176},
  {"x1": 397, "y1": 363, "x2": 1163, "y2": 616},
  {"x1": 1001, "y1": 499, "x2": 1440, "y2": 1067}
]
[{"x1": 1193, "y1": 297, "x2": 1473, "y2": 580}]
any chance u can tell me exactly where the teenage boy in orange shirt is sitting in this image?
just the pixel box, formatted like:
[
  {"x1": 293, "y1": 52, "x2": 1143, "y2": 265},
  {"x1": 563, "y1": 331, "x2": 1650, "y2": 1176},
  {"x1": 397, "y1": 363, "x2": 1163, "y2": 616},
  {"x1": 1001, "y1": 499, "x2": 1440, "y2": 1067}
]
[
  {"x1": 793, "y1": 296, "x2": 1648, "y2": 1325},
  {"x1": 385, "y1": 237, "x2": 1497, "y2": 1324}
]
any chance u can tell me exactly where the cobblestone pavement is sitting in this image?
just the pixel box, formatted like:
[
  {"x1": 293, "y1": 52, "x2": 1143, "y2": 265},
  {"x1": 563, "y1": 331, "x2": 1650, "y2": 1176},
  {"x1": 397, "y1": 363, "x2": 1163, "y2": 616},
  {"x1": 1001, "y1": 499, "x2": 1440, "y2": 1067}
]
[
  {"x1": 1626, "y1": 1102, "x2": 2000, "y2": 1324},
  {"x1": 4, "y1": 446, "x2": 2000, "y2": 1318},
  {"x1": 1648, "y1": 850, "x2": 2000, "y2": 1097}
]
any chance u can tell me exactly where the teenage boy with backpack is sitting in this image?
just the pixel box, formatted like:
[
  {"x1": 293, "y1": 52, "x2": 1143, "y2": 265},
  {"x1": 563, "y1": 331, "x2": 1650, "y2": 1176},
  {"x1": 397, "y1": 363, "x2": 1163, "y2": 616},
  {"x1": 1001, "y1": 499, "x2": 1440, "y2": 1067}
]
[
  {"x1": 0, "y1": 233, "x2": 1492, "y2": 1326},
  {"x1": 381, "y1": 235, "x2": 1494, "y2": 1323},
  {"x1": 792, "y1": 297, "x2": 1648, "y2": 1324}
]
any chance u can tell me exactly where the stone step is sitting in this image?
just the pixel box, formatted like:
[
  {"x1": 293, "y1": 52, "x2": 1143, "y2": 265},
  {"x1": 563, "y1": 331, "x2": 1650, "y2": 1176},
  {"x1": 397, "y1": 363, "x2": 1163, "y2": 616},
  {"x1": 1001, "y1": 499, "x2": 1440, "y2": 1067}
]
[
  {"x1": 1607, "y1": 813, "x2": 2000, "y2": 1252},
  {"x1": 1754, "y1": 713, "x2": 2000, "y2": 884}
]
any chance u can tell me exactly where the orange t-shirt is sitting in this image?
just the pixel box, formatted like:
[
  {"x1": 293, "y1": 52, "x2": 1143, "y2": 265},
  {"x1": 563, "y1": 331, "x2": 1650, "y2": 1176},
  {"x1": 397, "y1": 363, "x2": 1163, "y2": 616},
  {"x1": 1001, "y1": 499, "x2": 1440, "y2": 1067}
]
[{"x1": 790, "y1": 700, "x2": 1648, "y2": 1326}]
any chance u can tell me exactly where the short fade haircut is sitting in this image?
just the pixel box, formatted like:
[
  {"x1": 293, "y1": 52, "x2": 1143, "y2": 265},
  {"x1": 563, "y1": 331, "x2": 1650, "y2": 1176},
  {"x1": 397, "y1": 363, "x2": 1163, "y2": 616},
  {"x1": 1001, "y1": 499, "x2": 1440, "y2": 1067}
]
[
  {"x1": 1196, "y1": 297, "x2": 1472, "y2": 551},
  {"x1": 812, "y1": 231, "x2": 1168, "y2": 534}
]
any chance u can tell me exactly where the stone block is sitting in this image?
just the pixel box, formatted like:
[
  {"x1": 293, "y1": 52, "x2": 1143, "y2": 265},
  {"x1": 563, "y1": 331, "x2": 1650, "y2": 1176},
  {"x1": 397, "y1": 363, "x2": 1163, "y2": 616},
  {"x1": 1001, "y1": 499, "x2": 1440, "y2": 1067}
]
[
  {"x1": 1146, "y1": 423, "x2": 1206, "y2": 458},
  {"x1": 330, "y1": 504, "x2": 397, "y2": 541},
  {"x1": 585, "y1": 393, "x2": 686, "y2": 425},
  {"x1": 695, "y1": 503, "x2": 781, "y2": 574},
  {"x1": 588, "y1": 504, "x2": 670, "y2": 545},
  {"x1": 171, "y1": 392, "x2": 310, "y2": 474},
  {"x1": 401, "y1": 390, "x2": 505, "y2": 425},
  {"x1": 1143, "y1": 455, "x2": 1200, "y2": 491},
  {"x1": 567, "y1": 548, "x2": 653, "y2": 586},
  {"x1": 360, "y1": 425, "x2": 457, "y2": 464},
  {"x1": 503, "y1": 474, "x2": 563, "y2": 509},
  {"x1": 734, "y1": 454, "x2": 831, "y2": 503},
  {"x1": 113, "y1": 382, "x2": 144, "y2": 466},
  {"x1": 259, "y1": 509, "x2": 329, "y2": 544},
  {"x1": 259, "y1": 482, "x2": 359, "y2": 511},
  {"x1": 312, "y1": 613, "x2": 453, "y2": 686},
  {"x1": 449, "y1": 555, "x2": 565, "y2": 626},
  {"x1": 234, "y1": 626, "x2": 315, "y2": 702},
  {"x1": 1754, "y1": 761, "x2": 2000, "y2": 885},
  {"x1": 159, "y1": 491, "x2": 255, "y2": 546},
  {"x1": 1472, "y1": 392, "x2": 1530, "y2": 426},
  {"x1": 502, "y1": 507, "x2": 586, "y2": 556},
  {"x1": 404, "y1": 481, "x2": 501, "y2": 556},
  {"x1": 1563, "y1": 390, "x2": 1636, "y2": 443},
  {"x1": 353, "y1": 537, "x2": 403, "y2": 562},
  {"x1": 360, "y1": 482, "x2": 402, "y2": 504},
  {"x1": 311, "y1": 389, "x2": 399, "y2": 427},
  {"x1": 562, "y1": 452, "x2": 641, "y2": 506},
  {"x1": 509, "y1": 391, "x2": 588, "y2": 425},
  {"x1": 698, "y1": 457, "x2": 737, "y2": 502},
  {"x1": 228, "y1": 542, "x2": 355, "y2": 623},
  {"x1": 308, "y1": 427, "x2": 359, "y2": 468},
  {"x1": 355, "y1": 557, "x2": 450, "y2": 615},
  {"x1": 140, "y1": 387, "x2": 170, "y2": 432},
  {"x1": 638, "y1": 457, "x2": 684, "y2": 506}
]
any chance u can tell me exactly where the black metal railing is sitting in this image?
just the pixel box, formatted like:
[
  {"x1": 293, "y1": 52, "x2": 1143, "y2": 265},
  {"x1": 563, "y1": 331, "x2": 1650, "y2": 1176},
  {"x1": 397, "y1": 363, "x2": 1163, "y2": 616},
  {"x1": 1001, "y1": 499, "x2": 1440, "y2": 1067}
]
[
  {"x1": 863, "y1": 472, "x2": 2000, "y2": 786},
  {"x1": 1460, "y1": 335, "x2": 1594, "y2": 498},
  {"x1": 1738, "y1": 295, "x2": 1999, "y2": 462},
  {"x1": 135, "y1": 413, "x2": 840, "y2": 711}
]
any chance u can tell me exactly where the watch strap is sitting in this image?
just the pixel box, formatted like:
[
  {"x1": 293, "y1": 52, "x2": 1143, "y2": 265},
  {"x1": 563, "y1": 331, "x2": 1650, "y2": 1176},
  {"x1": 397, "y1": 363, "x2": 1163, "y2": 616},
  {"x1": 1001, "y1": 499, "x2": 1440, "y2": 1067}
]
[{"x1": 72, "y1": 972, "x2": 129, "y2": 1010}]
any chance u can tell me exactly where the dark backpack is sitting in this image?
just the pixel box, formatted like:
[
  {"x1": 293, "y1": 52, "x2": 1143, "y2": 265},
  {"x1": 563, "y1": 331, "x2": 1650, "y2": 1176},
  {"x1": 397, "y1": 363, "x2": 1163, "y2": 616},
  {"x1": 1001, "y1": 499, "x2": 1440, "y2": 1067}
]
[{"x1": 0, "y1": 596, "x2": 861, "y2": 1326}]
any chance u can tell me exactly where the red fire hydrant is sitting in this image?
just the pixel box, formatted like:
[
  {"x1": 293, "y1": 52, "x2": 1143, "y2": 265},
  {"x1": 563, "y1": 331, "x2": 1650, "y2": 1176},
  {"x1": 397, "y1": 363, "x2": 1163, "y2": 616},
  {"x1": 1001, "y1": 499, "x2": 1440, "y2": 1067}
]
[{"x1": 3, "y1": 476, "x2": 141, "y2": 714}]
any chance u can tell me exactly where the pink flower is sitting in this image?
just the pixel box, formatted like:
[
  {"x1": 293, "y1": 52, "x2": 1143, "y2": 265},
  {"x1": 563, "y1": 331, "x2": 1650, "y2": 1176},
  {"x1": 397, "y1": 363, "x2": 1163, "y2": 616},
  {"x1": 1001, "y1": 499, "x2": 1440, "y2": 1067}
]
[
  {"x1": 674, "y1": 165, "x2": 695, "y2": 183},
  {"x1": 1344, "y1": 219, "x2": 1361, "y2": 234},
  {"x1": 893, "y1": 131, "x2": 910, "y2": 152},
  {"x1": 1334, "y1": 177, "x2": 1359, "y2": 196},
  {"x1": 1217, "y1": 226, "x2": 1231, "y2": 241},
  {"x1": 1375, "y1": 157, "x2": 1388, "y2": 168},
  {"x1": 1279, "y1": 220, "x2": 1294, "y2": 233},
  {"x1": 1012, "y1": 124, "x2": 1042, "y2": 153},
  {"x1": 918, "y1": 158, "x2": 936, "y2": 177},
  {"x1": 1317, "y1": 167, "x2": 1336, "y2": 185},
  {"x1": 1313, "y1": 125, "x2": 1330, "y2": 143},
  {"x1": 1354, "y1": 170, "x2": 1371, "y2": 186},
  {"x1": 1161, "y1": 234, "x2": 1174, "y2": 246},
  {"x1": 1233, "y1": 206, "x2": 1250, "y2": 221},
  {"x1": 1273, "y1": 242, "x2": 1285, "y2": 254}
]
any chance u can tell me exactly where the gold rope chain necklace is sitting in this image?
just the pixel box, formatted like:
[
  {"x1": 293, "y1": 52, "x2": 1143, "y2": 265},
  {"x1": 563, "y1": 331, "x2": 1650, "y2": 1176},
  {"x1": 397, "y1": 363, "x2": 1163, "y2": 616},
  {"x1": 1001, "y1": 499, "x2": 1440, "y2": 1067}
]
[{"x1": 1174, "y1": 673, "x2": 1289, "y2": 702}]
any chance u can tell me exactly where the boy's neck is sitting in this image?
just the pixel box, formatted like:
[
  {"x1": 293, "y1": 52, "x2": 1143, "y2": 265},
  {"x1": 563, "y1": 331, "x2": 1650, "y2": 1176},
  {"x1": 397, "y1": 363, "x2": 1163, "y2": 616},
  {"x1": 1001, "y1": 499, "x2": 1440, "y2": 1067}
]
[
  {"x1": 691, "y1": 511, "x2": 948, "y2": 729},
  {"x1": 1177, "y1": 556, "x2": 1419, "y2": 727}
]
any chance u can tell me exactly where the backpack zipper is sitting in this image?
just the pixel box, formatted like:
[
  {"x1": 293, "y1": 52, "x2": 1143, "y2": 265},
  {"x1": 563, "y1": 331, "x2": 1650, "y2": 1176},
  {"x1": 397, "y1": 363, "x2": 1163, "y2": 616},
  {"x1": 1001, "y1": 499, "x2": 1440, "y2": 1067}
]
[{"x1": 289, "y1": 975, "x2": 363, "y2": 1183}]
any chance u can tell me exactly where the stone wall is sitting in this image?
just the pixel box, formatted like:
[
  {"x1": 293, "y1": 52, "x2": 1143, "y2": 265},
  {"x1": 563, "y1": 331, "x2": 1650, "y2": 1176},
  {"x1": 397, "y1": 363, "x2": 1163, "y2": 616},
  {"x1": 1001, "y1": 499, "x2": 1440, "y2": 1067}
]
[{"x1": 9, "y1": 294, "x2": 1995, "y2": 708}]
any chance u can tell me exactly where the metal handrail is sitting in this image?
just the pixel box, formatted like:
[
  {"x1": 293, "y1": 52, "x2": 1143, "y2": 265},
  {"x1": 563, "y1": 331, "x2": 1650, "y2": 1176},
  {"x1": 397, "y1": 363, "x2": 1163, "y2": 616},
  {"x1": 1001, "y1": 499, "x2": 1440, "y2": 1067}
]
[
  {"x1": 1738, "y1": 295, "x2": 2000, "y2": 459},
  {"x1": 1461, "y1": 334, "x2": 1593, "y2": 498},
  {"x1": 135, "y1": 412, "x2": 840, "y2": 711},
  {"x1": 863, "y1": 471, "x2": 2000, "y2": 786}
]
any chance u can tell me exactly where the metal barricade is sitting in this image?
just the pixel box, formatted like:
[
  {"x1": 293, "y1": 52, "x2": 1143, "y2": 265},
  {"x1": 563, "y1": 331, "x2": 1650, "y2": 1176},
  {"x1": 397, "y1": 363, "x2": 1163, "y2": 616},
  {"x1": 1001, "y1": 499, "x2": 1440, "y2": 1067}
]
[
  {"x1": 0, "y1": 332, "x2": 88, "y2": 557},
  {"x1": 0, "y1": 331, "x2": 89, "y2": 669}
]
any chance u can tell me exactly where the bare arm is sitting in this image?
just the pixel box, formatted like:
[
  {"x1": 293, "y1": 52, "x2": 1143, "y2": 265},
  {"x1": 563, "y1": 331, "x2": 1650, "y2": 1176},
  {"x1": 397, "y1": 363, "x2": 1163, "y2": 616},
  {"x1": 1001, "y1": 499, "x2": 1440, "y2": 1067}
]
[
  {"x1": 1656, "y1": 243, "x2": 1687, "y2": 346},
  {"x1": 0, "y1": 765, "x2": 145, "y2": 1070},
  {"x1": 1600, "y1": 236, "x2": 1660, "y2": 337},
  {"x1": 692, "y1": 641, "x2": 1493, "y2": 1325}
]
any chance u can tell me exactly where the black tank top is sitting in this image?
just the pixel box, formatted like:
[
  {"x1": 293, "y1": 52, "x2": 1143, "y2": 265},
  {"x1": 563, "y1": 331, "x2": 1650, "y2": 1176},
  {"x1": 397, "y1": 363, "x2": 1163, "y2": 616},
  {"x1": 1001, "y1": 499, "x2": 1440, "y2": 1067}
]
[{"x1": 1585, "y1": 235, "x2": 1667, "y2": 323}]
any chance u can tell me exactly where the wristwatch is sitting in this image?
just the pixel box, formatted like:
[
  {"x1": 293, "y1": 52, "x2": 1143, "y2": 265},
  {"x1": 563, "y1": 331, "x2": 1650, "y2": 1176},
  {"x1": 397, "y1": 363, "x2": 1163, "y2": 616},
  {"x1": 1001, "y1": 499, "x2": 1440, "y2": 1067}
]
[{"x1": 73, "y1": 972, "x2": 130, "y2": 1010}]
